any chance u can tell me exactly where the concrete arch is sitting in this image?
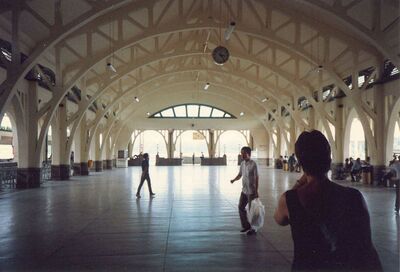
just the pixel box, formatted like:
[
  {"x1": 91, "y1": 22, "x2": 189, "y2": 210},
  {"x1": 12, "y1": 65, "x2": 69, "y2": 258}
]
[
  {"x1": 214, "y1": 130, "x2": 249, "y2": 158},
  {"x1": 299, "y1": 0, "x2": 400, "y2": 68},
  {"x1": 343, "y1": 108, "x2": 363, "y2": 160},
  {"x1": 173, "y1": 130, "x2": 208, "y2": 157},
  {"x1": 110, "y1": 87, "x2": 270, "y2": 159},
  {"x1": 66, "y1": 75, "x2": 273, "y2": 167},
  {"x1": 36, "y1": 24, "x2": 345, "y2": 165},
  {"x1": 73, "y1": 78, "x2": 268, "y2": 164},
  {"x1": 386, "y1": 96, "x2": 400, "y2": 164},
  {"x1": 215, "y1": 130, "x2": 250, "y2": 148},
  {"x1": 81, "y1": 83, "x2": 265, "y2": 166},
  {"x1": 130, "y1": 130, "x2": 168, "y2": 157},
  {"x1": 0, "y1": 0, "x2": 136, "y2": 117}
]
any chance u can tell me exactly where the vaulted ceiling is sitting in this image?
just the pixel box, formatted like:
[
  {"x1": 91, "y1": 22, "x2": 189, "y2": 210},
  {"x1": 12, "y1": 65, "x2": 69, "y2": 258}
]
[{"x1": 0, "y1": 0, "x2": 398, "y2": 131}]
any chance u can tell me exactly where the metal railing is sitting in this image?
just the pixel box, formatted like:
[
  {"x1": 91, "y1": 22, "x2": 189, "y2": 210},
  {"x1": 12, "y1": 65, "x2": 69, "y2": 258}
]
[
  {"x1": 41, "y1": 162, "x2": 51, "y2": 182},
  {"x1": 0, "y1": 162, "x2": 17, "y2": 188},
  {"x1": 0, "y1": 162, "x2": 52, "y2": 188}
]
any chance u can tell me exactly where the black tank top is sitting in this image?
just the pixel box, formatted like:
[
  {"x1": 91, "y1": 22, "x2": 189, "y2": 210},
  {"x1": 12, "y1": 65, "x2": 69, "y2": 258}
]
[{"x1": 285, "y1": 182, "x2": 382, "y2": 271}]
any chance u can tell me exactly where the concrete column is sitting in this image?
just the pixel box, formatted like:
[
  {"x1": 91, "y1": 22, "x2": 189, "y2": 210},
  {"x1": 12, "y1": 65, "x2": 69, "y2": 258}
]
[
  {"x1": 372, "y1": 85, "x2": 386, "y2": 184},
  {"x1": 288, "y1": 118, "x2": 296, "y2": 155},
  {"x1": 105, "y1": 160, "x2": 113, "y2": 169},
  {"x1": 250, "y1": 128, "x2": 269, "y2": 165},
  {"x1": 80, "y1": 162, "x2": 89, "y2": 176},
  {"x1": 16, "y1": 81, "x2": 41, "y2": 188},
  {"x1": 309, "y1": 107, "x2": 316, "y2": 129},
  {"x1": 73, "y1": 112, "x2": 89, "y2": 175},
  {"x1": 105, "y1": 135, "x2": 113, "y2": 170},
  {"x1": 334, "y1": 104, "x2": 345, "y2": 164},
  {"x1": 127, "y1": 141, "x2": 133, "y2": 158},
  {"x1": 208, "y1": 130, "x2": 215, "y2": 158},
  {"x1": 94, "y1": 160, "x2": 103, "y2": 172},
  {"x1": 94, "y1": 131, "x2": 103, "y2": 172},
  {"x1": 275, "y1": 127, "x2": 281, "y2": 158},
  {"x1": 331, "y1": 104, "x2": 345, "y2": 180},
  {"x1": 265, "y1": 132, "x2": 271, "y2": 166},
  {"x1": 50, "y1": 96, "x2": 70, "y2": 180},
  {"x1": 167, "y1": 129, "x2": 174, "y2": 158}
]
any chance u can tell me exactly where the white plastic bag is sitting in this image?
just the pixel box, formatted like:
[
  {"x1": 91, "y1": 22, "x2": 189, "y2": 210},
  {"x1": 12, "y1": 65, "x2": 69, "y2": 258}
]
[{"x1": 246, "y1": 198, "x2": 265, "y2": 231}]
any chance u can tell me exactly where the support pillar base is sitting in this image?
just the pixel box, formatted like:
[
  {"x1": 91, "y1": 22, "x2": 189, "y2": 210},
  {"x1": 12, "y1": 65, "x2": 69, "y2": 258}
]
[
  {"x1": 51, "y1": 165, "x2": 70, "y2": 180},
  {"x1": 94, "y1": 161, "x2": 103, "y2": 172},
  {"x1": 73, "y1": 163, "x2": 81, "y2": 176},
  {"x1": 372, "y1": 165, "x2": 385, "y2": 186},
  {"x1": 16, "y1": 168, "x2": 41, "y2": 189},
  {"x1": 80, "y1": 162, "x2": 89, "y2": 176},
  {"x1": 105, "y1": 160, "x2": 113, "y2": 170}
]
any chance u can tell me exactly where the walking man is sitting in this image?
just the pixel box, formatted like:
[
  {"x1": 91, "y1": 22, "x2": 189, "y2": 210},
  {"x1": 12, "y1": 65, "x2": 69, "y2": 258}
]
[
  {"x1": 230, "y1": 146, "x2": 259, "y2": 235},
  {"x1": 136, "y1": 153, "x2": 155, "y2": 198}
]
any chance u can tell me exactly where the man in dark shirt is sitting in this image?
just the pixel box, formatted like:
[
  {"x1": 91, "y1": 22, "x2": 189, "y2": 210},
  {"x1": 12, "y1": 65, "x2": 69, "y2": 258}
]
[{"x1": 136, "y1": 153, "x2": 155, "y2": 198}]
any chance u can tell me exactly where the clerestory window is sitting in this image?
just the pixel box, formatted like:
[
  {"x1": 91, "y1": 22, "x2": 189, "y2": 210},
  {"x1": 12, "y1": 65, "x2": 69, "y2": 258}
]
[{"x1": 149, "y1": 104, "x2": 236, "y2": 119}]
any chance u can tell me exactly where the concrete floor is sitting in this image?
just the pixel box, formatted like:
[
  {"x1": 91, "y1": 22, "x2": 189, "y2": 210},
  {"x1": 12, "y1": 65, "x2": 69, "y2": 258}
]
[{"x1": 0, "y1": 165, "x2": 398, "y2": 271}]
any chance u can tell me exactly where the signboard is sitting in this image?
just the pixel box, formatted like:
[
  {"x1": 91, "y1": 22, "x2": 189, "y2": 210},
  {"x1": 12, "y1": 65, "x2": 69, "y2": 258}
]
[
  {"x1": 192, "y1": 132, "x2": 205, "y2": 140},
  {"x1": 0, "y1": 136, "x2": 13, "y2": 145}
]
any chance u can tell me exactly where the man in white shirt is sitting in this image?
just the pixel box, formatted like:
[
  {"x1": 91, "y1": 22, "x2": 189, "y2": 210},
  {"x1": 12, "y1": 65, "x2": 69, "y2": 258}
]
[
  {"x1": 390, "y1": 160, "x2": 400, "y2": 213},
  {"x1": 230, "y1": 146, "x2": 259, "y2": 235}
]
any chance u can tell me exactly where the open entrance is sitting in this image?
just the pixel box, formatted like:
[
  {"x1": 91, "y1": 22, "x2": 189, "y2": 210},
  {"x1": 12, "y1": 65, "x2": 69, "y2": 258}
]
[
  {"x1": 215, "y1": 130, "x2": 248, "y2": 165},
  {"x1": 349, "y1": 118, "x2": 366, "y2": 160},
  {"x1": 0, "y1": 113, "x2": 15, "y2": 162}
]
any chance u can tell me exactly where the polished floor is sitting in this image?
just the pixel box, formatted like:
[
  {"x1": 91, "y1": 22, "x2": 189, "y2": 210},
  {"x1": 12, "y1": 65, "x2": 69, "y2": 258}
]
[{"x1": 0, "y1": 165, "x2": 398, "y2": 271}]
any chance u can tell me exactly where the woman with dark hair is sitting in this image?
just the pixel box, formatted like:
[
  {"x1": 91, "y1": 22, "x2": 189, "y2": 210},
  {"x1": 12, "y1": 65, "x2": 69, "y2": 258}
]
[{"x1": 274, "y1": 130, "x2": 381, "y2": 271}]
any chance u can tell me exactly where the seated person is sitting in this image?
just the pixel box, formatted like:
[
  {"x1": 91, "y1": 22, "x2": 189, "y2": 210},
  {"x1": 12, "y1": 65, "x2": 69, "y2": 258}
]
[
  {"x1": 389, "y1": 155, "x2": 397, "y2": 166},
  {"x1": 350, "y1": 158, "x2": 362, "y2": 182},
  {"x1": 274, "y1": 130, "x2": 381, "y2": 271},
  {"x1": 381, "y1": 167, "x2": 395, "y2": 187},
  {"x1": 275, "y1": 156, "x2": 283, "y2": 169},
  {"x1": 390, "y1": 160, "x2": 400, "y2": 213},
  {"x1": 288, "y1": 154, "x2": 297, "y2": 172}
]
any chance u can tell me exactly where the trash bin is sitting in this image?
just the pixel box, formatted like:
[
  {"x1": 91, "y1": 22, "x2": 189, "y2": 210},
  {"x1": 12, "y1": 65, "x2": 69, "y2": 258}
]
[
  {"x1": 362, "y1": 167, "x2": 372, "y2": 184},
  {"x1": 283, "y1": 162, "x2": 289, "y2": 171}
]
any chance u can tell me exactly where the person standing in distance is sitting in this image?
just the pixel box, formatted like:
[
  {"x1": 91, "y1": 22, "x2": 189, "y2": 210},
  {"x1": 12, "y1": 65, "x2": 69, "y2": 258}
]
[
  {"x1": 136, "y1": 153, "x2": 155, "y2": 198},
  {"x1": 230, "y1": 146, "x2": 259, "y2": 235}
]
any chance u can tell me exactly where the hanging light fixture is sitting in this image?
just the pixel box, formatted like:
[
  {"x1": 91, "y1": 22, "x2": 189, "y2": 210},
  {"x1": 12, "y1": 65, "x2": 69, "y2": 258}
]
[
  {"x1": 224, "y1": 21, "x2": 236, "y2": 41},
  {"x1": 106, "y1": 18, "x2": 117, "y2": 73},
  {"x1": 107, "y1": 62, "x2": 117, "y2": 73}
]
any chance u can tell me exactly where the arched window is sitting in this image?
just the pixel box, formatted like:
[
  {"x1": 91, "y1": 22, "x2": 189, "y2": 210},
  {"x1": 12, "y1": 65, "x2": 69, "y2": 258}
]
[{"x1": 150, "y1": 104, "x2": 236, "y2": 119}]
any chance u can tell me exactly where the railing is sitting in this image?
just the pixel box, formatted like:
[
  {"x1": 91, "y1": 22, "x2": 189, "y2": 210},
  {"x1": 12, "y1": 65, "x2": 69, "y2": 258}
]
[
  {"x1": 0, "y1": 162, "x2": 52, "y2": 189},
  {"x1": 41, "y1": 162, "x2": 51, "y2": 182},
  {"x1": 0, "y1": 162, "x2": 17, "y2": 188}
]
